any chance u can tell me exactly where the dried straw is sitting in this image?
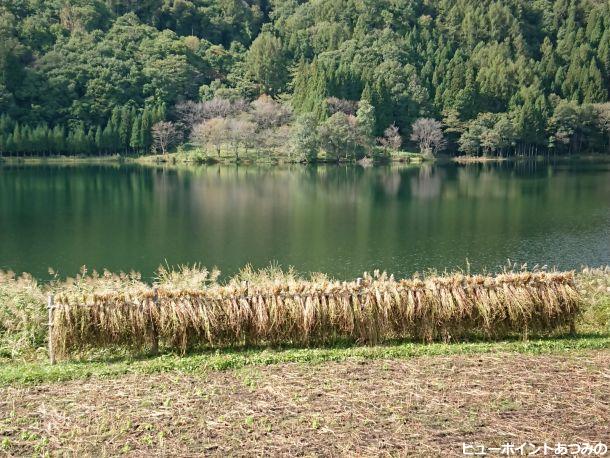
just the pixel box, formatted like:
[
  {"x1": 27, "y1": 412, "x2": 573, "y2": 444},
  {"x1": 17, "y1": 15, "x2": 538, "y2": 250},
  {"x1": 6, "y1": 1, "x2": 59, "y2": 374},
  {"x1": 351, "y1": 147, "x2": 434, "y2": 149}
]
[{"x1": 51, "y1": 270, "x2": 582, "y2": 357}]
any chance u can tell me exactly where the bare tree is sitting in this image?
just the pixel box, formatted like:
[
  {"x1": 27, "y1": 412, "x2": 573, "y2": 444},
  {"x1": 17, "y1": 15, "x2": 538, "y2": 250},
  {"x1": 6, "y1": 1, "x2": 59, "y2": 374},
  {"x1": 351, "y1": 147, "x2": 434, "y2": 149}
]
[
  {"x1": 151, "y1": 121, "x2": 180, "y2": 155},
  {"x1": 378, "y1": 123, "x2": 402, "y2": 151},
  {"x1": 250, "y1": 95, "x2": 292, "y2": 131},
  {"x1": 191, "y1": 118, "x2": 230, "y2": 158},
  {"x1": 175, "y1": 98, "x2": 248, "y2": 131},
  {"x1": 203, "y1": 98, "x2": 233, "y2": 119},
  {"x1": 410, "y1": 118, "x2": 447, "y2": 158},
  {"x1": 227, "y1": 118, "x2": 256, "y2": 160},
  {"x1": 264, "y1": 124, "x2": 293, "y2": 149},
  {"x1": 326, "y1": 97, "x2": 358, "y2": 116},
  {"x1": 175, "y1": 101, "x2": 206, "y2": 129}
]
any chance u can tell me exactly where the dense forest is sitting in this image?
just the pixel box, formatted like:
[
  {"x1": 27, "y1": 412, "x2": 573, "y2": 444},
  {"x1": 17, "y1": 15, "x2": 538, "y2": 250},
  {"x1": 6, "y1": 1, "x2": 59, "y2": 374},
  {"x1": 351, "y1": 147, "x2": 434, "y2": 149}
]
[{"x1": 1, "y1": 0, "x2": 609, "y2": 158}]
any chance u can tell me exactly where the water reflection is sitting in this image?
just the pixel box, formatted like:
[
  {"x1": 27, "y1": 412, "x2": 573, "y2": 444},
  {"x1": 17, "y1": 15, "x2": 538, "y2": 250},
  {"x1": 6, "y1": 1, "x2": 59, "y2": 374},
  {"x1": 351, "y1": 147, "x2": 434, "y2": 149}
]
[{"x1": 0, "y1": 161, "x2": 608, "y2": 279}]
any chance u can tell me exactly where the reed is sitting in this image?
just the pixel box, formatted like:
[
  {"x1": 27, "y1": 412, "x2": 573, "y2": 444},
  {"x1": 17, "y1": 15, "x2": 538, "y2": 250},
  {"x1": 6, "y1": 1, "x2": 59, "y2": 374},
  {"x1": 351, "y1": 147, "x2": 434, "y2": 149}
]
[
  {"x1": 0, "y1": 271, "x2": 46, "y2": 359},
  {"x1": 50, "y1": 268, "x2": 582, "y2": 357}
]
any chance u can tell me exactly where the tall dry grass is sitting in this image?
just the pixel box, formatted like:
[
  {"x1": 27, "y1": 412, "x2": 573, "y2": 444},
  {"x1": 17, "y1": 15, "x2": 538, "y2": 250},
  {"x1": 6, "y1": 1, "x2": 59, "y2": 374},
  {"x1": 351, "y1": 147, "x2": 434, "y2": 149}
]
[
  {"x1": 50, "y1": 268, "x2": 582, "y2": 357},
  {"x1": 0, "y1": 271, "x2": 46, "y2": 359},
  {"x1": 576, "y1": 266, "x2": 610, "y2": 333}
]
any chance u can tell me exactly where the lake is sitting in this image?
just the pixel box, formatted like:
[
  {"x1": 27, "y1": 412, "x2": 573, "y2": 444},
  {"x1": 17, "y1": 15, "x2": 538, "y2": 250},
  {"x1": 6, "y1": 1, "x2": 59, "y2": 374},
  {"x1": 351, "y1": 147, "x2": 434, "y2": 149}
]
[{"x1": 1, "y1": 160, "x2": 609, "y2": 280}]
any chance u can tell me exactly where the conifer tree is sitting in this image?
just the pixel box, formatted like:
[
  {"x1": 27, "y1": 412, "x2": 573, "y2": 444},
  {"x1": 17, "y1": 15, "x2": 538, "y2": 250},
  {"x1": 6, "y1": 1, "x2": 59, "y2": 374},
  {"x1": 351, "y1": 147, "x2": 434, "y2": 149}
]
[
  {"x1": 12, "y1": 124, "x2": 22, "y2": 154},
  {"x1": 584, "y1": 59, "x2": 608, "y2": 102},
  {"x1": 102, "y1": 121, "x2": 114, "y2": 153},
  {"x1": 73, "y1": 125, "x2": 87, "y2": 154},
  {"x1": 52, "y1": 125, "x2": 65, "y2": 154},
  {"x1": 356, "y1": 99, "x2": 376, "y2": 149},
  {"x1": 130, "y1": 114, "x2": 143, "y2": 153},
  {"x1": 94, "y1": 126, "x2": 103, "y2": 153},
  {"x1": 141, "y1": 107, "x2": 154, "y2": 152},
  {"x1": 154, "y1": 103, "x2": 166, "y2": 123},
  {"x1": 119, "y1": 106, "x2": 133, "y2": 151}
]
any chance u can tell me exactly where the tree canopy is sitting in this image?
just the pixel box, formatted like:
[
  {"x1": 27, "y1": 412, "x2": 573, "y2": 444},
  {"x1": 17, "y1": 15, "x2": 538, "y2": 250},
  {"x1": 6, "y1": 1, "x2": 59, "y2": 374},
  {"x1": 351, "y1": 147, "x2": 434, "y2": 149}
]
[{"x1": 1, "y1": 0, "x2": 609, "y2": 156}]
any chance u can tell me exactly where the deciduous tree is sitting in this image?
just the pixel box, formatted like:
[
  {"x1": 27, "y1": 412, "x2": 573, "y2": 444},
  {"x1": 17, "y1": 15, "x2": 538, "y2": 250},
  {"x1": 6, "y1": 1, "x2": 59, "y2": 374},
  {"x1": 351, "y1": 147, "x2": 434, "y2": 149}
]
[
  {"x1": 151, "y1": 121, "x2": 180, "y2": 155},
  {"x1": 410, "y1": 118, "x2": 447, "y2": 158}
]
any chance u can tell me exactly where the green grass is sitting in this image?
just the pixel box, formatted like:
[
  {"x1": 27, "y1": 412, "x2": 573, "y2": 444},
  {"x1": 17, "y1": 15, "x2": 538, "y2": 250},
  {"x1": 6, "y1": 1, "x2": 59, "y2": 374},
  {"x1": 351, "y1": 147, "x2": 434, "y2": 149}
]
[
  {"x1": 1, "y1": 334, "x2": 608, "y2": 386},
  {"x1": 0, "y1": 146, "x2": 427, "y2": 166},
  {"x1": 388, "y1": 150, "x2": 425, "y2": 162},
  {"x1": 139, "y1": 146, "x2": 300, "y2": 165},
  {"x1": 139, "y1": 145, "x2": 427, "y2": 165},
  {"x1": 0, "y1": 154, "x2": 127, "y2": 165}
]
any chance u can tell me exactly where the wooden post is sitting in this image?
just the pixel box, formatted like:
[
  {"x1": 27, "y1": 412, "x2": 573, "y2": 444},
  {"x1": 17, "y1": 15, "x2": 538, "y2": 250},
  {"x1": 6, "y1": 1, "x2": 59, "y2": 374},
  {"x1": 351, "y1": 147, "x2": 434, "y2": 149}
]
[
  {"x1": 47, "y1": 294, "x2": 56, "y2": 365},
  {"x1": 151, "y1": 287, "x2": 159, "y2": 356},
  {"x1": 243, "y1": 281, "x2": 250, "y2": 348}
]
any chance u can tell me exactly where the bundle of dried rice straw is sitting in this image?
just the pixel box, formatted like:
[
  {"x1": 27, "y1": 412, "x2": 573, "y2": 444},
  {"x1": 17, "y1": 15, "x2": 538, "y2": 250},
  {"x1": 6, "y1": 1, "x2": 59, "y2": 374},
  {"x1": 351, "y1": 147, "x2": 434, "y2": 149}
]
[{"x1": 51, "y1": 270, "x2": 581, "y2": 357}]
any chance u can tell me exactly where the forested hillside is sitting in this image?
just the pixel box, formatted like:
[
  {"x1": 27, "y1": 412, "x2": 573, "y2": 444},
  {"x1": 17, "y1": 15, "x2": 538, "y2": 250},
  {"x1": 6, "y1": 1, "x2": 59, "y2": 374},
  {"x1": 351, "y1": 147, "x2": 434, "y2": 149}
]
[{"x1": 1, "y1": 0, "x2": 609, "y2": 157}]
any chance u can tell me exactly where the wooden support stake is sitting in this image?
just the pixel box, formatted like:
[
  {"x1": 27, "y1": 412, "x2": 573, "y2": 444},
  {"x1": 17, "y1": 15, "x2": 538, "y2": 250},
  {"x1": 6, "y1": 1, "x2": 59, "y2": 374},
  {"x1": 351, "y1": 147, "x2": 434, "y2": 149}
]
[
  {"x1": 243, "y1": 281, "x2": 250, "y2": 347},
  {"x1": 47, "y1": 294, "x2": 56, "y2": 365},
  {"x1": 151, "y1": 287, "x2": 159, "y2": 356},
  {"x1": 569, "y1": 319, "x2": 576, "y2": 336}
]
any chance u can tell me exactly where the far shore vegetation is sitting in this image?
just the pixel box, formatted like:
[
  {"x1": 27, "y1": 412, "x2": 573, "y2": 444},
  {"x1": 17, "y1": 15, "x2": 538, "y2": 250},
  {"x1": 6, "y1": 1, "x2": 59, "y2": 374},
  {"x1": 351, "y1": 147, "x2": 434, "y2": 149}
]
[
  {"x1": 1, "y1": 96, "x2": 610, "y2": 165},
  {"x1": 2, "y1": 1, "x2": 610, "y2": 165},
  {"x1": 2, "y1": 149, "x2": 608, "y2": 168}
]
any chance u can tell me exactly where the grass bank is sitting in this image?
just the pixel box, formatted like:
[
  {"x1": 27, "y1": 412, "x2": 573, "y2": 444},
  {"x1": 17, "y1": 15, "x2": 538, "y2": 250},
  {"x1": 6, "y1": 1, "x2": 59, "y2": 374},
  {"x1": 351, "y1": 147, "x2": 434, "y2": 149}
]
[
  {"x1": 451, "y1": 155, "x2": 509, "y2": 164},
  {"x1": 136, "y1": 147, "x2": 425, "y2": 165},
  {"x1": 0, "y1": 154, "x2": 126, "y2": 166},
  {"x1": 1, "y1": 334, "x2": 608, "y2": 386},
  {"x1": 0, "y1": 148, "x2": 426, "y2": 167},
  {"x1": 1, "y1": 266, "x2": 608, "y2": 456}
]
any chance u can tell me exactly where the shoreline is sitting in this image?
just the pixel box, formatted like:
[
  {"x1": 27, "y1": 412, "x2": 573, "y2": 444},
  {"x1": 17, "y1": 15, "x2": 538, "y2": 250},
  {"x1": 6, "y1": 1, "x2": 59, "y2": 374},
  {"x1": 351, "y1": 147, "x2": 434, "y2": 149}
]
[
  {"x1": 0, "y1": 156, "x2": 421, "y2": 167},
  {"x1": 2, "y1": 152, "x2": 609, "y2": 167},
  {"x1": 448, "y1": 153, "x2": 610, "y2": 164}
]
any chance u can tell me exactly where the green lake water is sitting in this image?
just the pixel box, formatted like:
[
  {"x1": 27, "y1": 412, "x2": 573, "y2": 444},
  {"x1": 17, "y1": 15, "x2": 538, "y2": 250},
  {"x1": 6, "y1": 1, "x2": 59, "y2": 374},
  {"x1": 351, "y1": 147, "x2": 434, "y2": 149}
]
[{"x1": 1, "y1": 160, "x2": 609, "y2": 280}]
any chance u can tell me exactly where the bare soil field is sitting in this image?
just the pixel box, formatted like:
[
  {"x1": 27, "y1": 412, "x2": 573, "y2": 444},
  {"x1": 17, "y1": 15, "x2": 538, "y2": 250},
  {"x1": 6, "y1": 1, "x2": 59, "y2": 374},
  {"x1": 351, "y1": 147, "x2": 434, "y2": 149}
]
[{"x1": 1, "y1": 351, "x2": 609, "y2": 457}]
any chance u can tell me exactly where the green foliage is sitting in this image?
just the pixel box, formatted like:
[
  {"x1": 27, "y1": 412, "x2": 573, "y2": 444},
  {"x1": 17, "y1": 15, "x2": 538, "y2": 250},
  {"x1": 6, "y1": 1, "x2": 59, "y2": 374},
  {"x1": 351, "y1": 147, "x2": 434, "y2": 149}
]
[
  {"x1": 0, "y1": 0, "x2": 609, "y2": 156},
  {"x1": 291, "y1": 113, "x2": 319, "y2": 162},
  {"x1": 318, "y1": 112, "x2": 361, "y2": 161},
  {"x1": 548, "y1": 100, "x2": 598, "y2": 153},
  {"x1": 246, "y1": 31, "x2": 288, "y2": 96},
  {"x1": 356, "y1": 100, "x2": 376, "y2": 152}
]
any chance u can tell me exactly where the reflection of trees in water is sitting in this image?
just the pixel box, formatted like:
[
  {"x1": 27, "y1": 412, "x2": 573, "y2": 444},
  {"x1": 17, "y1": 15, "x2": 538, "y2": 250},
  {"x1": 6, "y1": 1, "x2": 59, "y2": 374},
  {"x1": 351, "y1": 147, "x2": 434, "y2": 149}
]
[
  {"x1": 3, "y1": 162, "x2": 609, "y2": 279},
  {"x1": 378, "y1": 170, "x2": 401, "y2": 197},
  {"x1": 179, "y1": 166, "x2": 306, "y2": 221},
  {"x1": 0, "y1": 164, "x2": 158, "y2": 216},
  {"x1": 149, "y1": 162, "x2": 610, "y2": 228},
  {"x1": 454, "y1": 166, "x2": 519, "y2": 200},
  {"x1": 419, "y1": 163, "x2": 433, "y2": 179},
  {"x1": 410, "y1": 164, "x2": 443, "y2": 199}
]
